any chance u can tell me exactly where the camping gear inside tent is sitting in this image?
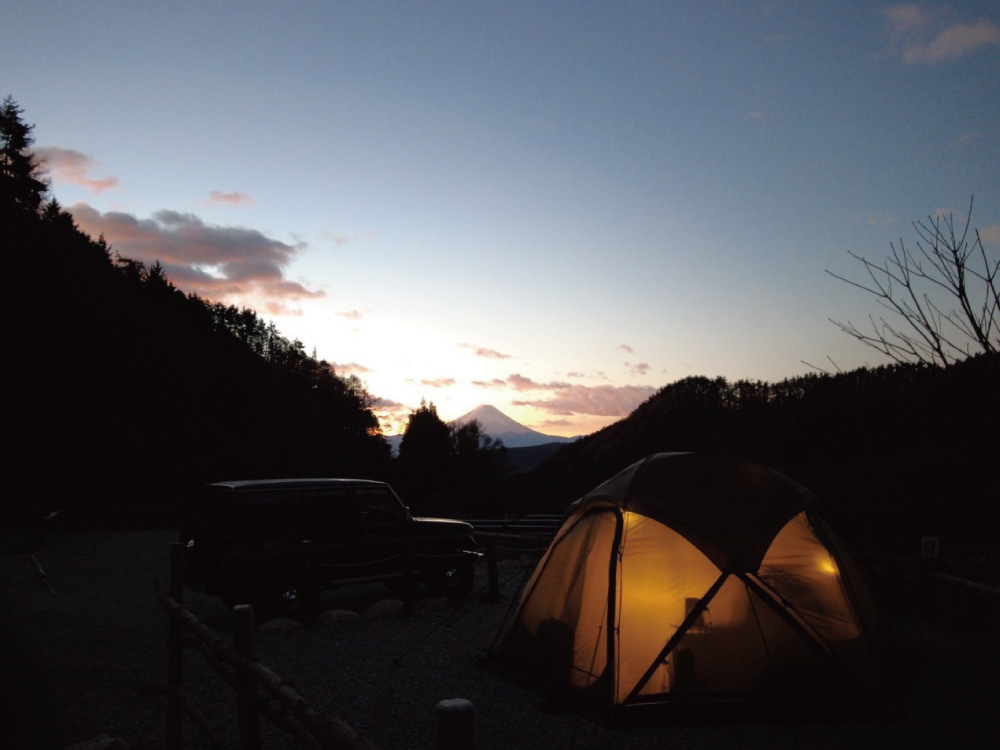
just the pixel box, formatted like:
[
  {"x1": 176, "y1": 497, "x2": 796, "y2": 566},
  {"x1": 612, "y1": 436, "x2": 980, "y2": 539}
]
[{"x1": 489, "y1": 452, "x2": 897, "y2": 721}]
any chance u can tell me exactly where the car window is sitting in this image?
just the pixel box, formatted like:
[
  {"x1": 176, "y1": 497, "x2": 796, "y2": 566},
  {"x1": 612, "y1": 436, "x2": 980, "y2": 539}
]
[
  {"x1": 354, "y1": 488, "x2": 406, "y2": 520},
  {"x1": 231, "y1": 490, "x2": 301, "y2": 532},
  {"x1": 301, "y1": 488, "x2": 351, "y2": 526}
]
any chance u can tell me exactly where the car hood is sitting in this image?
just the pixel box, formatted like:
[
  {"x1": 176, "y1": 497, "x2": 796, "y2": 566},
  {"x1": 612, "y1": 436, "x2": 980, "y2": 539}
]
[{"x1": 411, "y1": 515, "x2": 474, "y2": 530}]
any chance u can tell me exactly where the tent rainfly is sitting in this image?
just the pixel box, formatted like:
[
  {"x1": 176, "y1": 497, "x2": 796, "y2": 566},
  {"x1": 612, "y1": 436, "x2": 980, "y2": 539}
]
[{"x1": 489, "y1": 452, "x2": 897, "y2": 720}]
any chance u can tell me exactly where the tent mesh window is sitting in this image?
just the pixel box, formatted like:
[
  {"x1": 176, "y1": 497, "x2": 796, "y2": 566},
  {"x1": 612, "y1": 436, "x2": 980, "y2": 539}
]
[{"x1": 501, "y1": 508, "x2": 616, "y2": 690}]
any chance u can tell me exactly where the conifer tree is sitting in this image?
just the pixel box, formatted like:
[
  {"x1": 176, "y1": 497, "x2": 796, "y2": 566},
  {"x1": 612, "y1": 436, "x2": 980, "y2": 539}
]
[{"x1": 1, "y1": 95, "x2": 48, "y2": 216}]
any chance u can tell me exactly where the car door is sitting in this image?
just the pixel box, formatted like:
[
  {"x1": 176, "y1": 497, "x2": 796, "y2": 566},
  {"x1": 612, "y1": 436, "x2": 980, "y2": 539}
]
[{"x1": 349, "y1": 486, "x2": 410, "y2": 576}]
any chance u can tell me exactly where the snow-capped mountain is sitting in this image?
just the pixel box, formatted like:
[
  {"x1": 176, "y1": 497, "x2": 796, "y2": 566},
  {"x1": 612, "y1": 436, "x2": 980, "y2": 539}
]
[
  {"x1": 385, "y1": 404, "x2": 578, "y2": 453},
  {"x1": 450, "y1": 405, "x2": 577, "y2": 449}
]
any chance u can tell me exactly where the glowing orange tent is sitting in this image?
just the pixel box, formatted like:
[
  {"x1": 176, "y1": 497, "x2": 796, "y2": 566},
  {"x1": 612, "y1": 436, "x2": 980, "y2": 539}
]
[{"x1": 489, "y1": 453, "x2": 896, "y2": 720}]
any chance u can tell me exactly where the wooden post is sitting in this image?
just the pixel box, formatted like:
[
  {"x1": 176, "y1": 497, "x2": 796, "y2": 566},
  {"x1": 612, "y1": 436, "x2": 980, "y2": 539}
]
[
  {"x1": 436, "y1": 698, "x2": 474, "y2": 750},
  {"x1": 486, "y1": 540, "x2": 500, "y2": 603},
  {"x1": 167, "y1": 543, "x2": 184, "y2": 750},
  {"x1": 233, "y1": 604, "x2": 262, "y2": 750}
]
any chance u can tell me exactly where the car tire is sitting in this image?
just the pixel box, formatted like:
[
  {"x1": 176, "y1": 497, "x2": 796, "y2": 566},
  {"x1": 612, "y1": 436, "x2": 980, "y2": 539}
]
[
  {"x1": 429, "y1": 557, "x2": 475, "y2": 602},
  {"x1": 255, "y1": 577, "x2": 318, "y2": 624}
]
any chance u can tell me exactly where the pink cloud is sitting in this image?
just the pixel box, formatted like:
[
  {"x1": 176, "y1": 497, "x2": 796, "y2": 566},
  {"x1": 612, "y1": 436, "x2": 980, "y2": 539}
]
[
  {"x1": 332, "y1": 362, "x2": 371, "y2": 375},
  {"x1": 627, "y1": 362, "x2": 650, "y2": 376},
  {"x1": 68, "y1": 203, "x2": 322, "y2": 307},
  {"x1": 514, "y1": 383, "x2": 655, "y2": 417},
  {"x1": 618, "y1": 344, "x2": 635, "y2": 354},
  {"x1": 323, "y1": 230, "x2": 375, "y2": 249},
  {"x1": 980, "y1": 225, "x2": 1000, "y2": 245},
  {"x1": 36, "y1": 146, "x2": 118, "y2": 194},
  {"x1": 421, "y1": 378, "x2": 457, "y2": 388},
  {"x1": 206, "y1": 190, "x2": 253, "y2": 206},
  {"x1": 505, "y1": 373, "x2": 572, "y2": 391},
  {"x1": 915, "y1": 19, "x2": 1000, "y2": 62},
  {"x1": 479, "y1": 373, "x2": 655, "y2": 417},
  {"x1": 458, "y1": 343, "x2": 512, "y2": 359},
  {"x1": 471, "y1": 378, "x2": 508, "y2": 389},
  {"x1": 883, "y1": 6, "x2": 1000, "y2": 64}
]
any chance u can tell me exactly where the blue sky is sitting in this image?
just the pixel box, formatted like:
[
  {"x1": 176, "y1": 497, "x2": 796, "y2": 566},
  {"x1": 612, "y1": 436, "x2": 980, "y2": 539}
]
[{"x1": 5, "y1": 1, "x2": 998, "y2": 436}]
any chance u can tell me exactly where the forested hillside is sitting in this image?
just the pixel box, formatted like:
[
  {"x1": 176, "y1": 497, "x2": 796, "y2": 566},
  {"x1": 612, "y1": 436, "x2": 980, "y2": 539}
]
[{"x1": 506, "y1": 356, "x2": 999, "y2": 559}]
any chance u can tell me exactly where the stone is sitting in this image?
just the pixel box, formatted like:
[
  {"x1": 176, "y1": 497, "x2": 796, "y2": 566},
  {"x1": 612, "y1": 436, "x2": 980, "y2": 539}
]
[
  {"x1": 316, "y1": 608, "x2": 360, "y2": 625},
  {"x1": 364, "y1": 598, "x2": 404, "y2": 618}
]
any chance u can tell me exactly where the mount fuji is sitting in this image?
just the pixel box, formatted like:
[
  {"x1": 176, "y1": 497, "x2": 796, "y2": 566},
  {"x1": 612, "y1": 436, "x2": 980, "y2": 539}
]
[
  {"x1": 449, "y1": 404, "x2": 578, "y2": 449},
  {"x1": 385, "y1": 404, "x2": 578, "y2": 454}
]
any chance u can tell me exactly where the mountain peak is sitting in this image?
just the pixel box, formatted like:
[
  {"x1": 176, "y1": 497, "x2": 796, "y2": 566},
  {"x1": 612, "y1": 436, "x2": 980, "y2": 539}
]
[
  {"x1": 450, "y1": 404, "x2": 540, "y2": 436},
  {"x1": 448, "y1": 404, "x2": 578, "y2": 449}
]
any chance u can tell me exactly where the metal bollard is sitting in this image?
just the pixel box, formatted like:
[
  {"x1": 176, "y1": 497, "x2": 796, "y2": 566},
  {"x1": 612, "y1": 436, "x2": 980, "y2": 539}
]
[{"x1": 436, "y1": 698, "x2": 474, "y2": 750}]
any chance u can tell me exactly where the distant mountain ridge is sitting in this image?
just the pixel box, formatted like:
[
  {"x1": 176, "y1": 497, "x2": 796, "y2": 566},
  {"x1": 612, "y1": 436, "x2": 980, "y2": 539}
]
[
  {"x1": 385, "y1": 404, "x2": 578, "y2": 453},
  {"x1": 450, "y1": 405, "x2": 578, "y2": 449}
]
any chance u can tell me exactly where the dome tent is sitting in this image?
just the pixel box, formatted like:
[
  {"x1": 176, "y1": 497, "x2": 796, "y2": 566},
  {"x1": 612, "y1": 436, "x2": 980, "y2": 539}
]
[{"x1": 489, "y1": 452, "x2": 897, "y2": 721}]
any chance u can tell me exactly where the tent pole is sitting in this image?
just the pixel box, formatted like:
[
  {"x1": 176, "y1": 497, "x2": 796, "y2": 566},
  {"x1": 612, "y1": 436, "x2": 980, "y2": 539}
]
[
  {"x1": 740, "y1": 573, "x2": 841, "y2": 666},
  {"x1": 623, "y1": 569, "x2": 729, "y2": 705},
  {"x1": 605, "y1": 509, "x2": 625, "y2": 714}
]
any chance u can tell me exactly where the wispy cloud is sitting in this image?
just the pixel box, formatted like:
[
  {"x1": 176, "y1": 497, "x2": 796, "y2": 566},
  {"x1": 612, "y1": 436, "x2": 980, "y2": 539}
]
[
  {"x1": 471, "y1": 378, "x2": 507, "y2": 389},
  {"x1": 883, "y1": 5, "x2": 1000, "y2": 64},
  {"x1": 458, "y1": 343, "x2": 512, "y2": 359},
  {"x1": 477, "y1": 373, "x2": 655, "y2": 417},
  {"x1": 332, "y1": 361, "x2": 370, "y2": 375},
  {"x1": 856, "y1": 211, "x2": 899, "y2": 227},
  {"x1": 323, "y1": 230, "x2": 375, "y2": 249},
  {"x1": 421, "y1": 377, "x2": 457, "y2": 388},
  {"x1": 980, "y1": 224, "x2": 1000, "y2": 245},
  {"x1": 68, "y1": 203, "x2": 321, "y2": 312},
  {"x1": 506, "y1": 373, "x2": 572, "y2": 391},
  {"x1": 513, "y1": 383, "x2": 655, "y2": 418},
  {"x1": 618, "y1": 344, "x2": 635, "y2": 354},
  {"x1": 626, "y1": 362, "x2": 650, "y2": 376},
  {"x1": 36, "y1": 146, "x2": 119, "y2": 194},
  {"x1": 206, "y1": 190, "x2": 253, "y2": 206}
]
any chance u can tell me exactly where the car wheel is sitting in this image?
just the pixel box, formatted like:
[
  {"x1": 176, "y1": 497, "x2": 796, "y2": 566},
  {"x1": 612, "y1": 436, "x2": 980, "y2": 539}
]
[
  {"x1": 257, "y1": 579, "x2": 318, "y2": 623},
  {"x1": 430, "y1": 558, "x2": 475, "y2": 602}
]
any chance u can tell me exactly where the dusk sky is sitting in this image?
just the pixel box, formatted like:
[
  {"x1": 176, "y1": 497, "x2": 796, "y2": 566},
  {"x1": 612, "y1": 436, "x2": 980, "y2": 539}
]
[{"x1": 5, "y1": 2, "x2": 998, "y2": 437}]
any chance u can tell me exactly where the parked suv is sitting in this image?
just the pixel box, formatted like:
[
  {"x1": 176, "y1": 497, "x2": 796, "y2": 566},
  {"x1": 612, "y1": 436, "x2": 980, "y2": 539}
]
[{"x1": 179, "y1": 478, "x2": 478, "y2": 619}]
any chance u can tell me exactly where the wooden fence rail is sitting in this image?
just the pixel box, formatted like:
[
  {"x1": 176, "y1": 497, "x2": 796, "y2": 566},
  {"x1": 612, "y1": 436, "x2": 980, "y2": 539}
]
[
  {"x1": 469, "y1": 516, "x2": 562, "y2": 604},
  {"x1": 150, "y1": 543, "x2": 379, "y2": 750},
  {"x1": 149, "y1": 519, "x2": 563, "y2": 749}
]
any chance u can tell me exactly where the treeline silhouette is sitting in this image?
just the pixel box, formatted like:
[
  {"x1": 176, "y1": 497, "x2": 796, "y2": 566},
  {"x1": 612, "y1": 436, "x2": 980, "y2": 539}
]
[
  {"x1": 9, "y1": 201, "x2": 390, "y2": 518},
  {"x1": 505, "y1": 356, "x2": 999, "y2": 559}
]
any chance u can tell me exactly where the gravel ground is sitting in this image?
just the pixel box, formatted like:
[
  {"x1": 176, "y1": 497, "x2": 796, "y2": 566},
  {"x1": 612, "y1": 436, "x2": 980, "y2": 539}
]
[{"x1": 2, "y1": 527, "x2": 998, "y2": 750}]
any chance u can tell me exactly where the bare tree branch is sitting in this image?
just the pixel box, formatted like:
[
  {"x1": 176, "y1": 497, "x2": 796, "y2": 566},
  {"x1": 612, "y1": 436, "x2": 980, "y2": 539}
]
[{"x1": 828, "y1": 197, "x2": 999, "y2": 366}]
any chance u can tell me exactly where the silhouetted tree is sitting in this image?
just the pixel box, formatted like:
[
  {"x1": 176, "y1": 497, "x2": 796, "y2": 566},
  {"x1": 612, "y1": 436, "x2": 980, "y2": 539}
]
[
  {"x1": 829, "y1": 197, "x2": 998, "y2": 366},
  {"x1": 398, "y1": 401, "x2": 451, "y2": 477},
  {"x1": 1, "y1": 95, "x2": 48, "y2": 217},
  {"x1": 452, "y1": 419, "x2": 506, "y2": 513}
]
